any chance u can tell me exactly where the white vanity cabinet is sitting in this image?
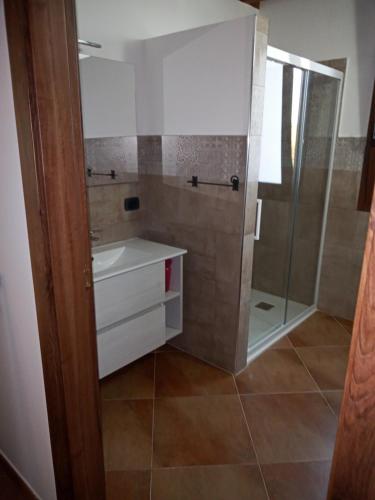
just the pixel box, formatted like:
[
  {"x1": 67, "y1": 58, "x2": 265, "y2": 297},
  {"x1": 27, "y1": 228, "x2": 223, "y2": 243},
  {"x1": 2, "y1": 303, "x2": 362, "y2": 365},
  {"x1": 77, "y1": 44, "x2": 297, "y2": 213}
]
[
  {"x1": 94, "y1": 262, "x2": 164, "y2": 330},
  {"x1": 92, "y1": 238, "x2": 186, "y2": 378}
]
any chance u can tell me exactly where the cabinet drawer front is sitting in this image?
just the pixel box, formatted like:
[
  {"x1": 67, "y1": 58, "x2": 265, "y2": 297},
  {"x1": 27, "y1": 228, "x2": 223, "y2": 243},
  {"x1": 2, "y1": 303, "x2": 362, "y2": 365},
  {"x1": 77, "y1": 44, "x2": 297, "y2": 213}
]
[
  {"x1": 94, "y1": 262, "x2": 164, "y2": 330},
  {"x1": 97, "y1": 306, "x2": 165, "y2": 378}
]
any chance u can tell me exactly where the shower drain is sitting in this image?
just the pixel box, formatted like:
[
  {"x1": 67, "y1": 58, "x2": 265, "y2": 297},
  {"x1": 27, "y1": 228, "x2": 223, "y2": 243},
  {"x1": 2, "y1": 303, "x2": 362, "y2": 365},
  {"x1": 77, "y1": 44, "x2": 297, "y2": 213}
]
[{"x1": 255, "y1": 302, "x2": 275, "y2": 311}]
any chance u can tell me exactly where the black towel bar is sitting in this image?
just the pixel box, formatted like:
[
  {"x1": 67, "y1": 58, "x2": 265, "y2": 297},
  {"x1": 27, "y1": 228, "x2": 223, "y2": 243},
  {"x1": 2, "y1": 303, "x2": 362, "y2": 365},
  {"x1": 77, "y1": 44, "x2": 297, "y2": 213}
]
[
  {"x1": 187, "y1": 175, "x2": 239, "y2": 191},
  {"x1": 87, "y1": 168, "x2": 116, "y2": 179}
]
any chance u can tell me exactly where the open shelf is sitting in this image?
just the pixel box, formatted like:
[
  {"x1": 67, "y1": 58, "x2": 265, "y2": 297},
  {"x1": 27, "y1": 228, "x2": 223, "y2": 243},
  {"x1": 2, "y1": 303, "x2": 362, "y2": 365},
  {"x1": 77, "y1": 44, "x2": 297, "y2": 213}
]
[
  {"x1": 166, "y1": 326, "x2": 182, "y2": 340},
  {"x1": 164, "y1": 290, "x2": 180, "y2": 303},
  {"x1": 164, "y1": 255, "x2": 183, "y2": 341}
]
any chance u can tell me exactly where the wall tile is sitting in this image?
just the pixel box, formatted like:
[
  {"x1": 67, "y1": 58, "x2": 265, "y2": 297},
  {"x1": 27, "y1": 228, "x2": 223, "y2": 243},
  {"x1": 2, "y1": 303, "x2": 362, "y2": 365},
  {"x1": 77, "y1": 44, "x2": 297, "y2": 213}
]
[
  {"x1": 252, "y1": 242, "x2": 288, "y2": 298},
  {"x1": 318, "y1": 137, "x2": 367, "y2": 319},
  {"x1": 138, "y1": 136, "x2": 162, "y2": 175},
  {"x1": 160, "y1": 136, "x2": 247, "y2": 182},
  {"x1": 85, "y1": 136, "x2": 138, "y2": 186},
  {"x1": 329, "y1": 169, "x2": 361, "y2": 209},
  {"x1": 215, "y1": 232, "x2": 242, "y2": 284},
  {"x1": 318, "y1": 243, "x2": 364, "y2": 319},
  {"x1": 298, "y1": 167, "x2": 328, "y2": 206},
  {"x1": 325, "y1": 208, "x2": 369, "y2": 250},
  {"x1": 294, "y1": 203, "x2": 325, "y2": 242},
  {"x1": 136, "y1": 136, "x2": 248, "y2": 372},
  {"x1": 288, "y1": 238, "x2": 320, "y2": 305},
  {"x1": 333, "y1": 138, "x2": 366, "y2": 171},
  {"x1": 87, "y1": 182, "x2": 145, "y2": 245}
]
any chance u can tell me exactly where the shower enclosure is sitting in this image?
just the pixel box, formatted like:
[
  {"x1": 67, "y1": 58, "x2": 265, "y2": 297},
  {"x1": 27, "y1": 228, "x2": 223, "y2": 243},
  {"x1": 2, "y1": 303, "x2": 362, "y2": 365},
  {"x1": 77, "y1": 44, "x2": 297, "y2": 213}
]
[{"x1": 248, "y1": 46, "x2": 343, "y2": 359}]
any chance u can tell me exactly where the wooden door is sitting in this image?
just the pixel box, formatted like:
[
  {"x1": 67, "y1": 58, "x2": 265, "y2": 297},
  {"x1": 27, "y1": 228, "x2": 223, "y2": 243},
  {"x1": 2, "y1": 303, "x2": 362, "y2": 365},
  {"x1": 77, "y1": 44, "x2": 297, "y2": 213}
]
[
  {"x1": 4, "y1": 0, "x2": 105, "y2": 498},
  {"x1": 328, "y1": 145, "x2": 375, "y2": 497}
]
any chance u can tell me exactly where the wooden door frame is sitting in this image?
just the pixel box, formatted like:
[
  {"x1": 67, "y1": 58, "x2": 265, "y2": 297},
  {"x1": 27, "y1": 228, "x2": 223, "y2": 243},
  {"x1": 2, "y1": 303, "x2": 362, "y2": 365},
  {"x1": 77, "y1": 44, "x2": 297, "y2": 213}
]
[
  {"x1": 328, "y1": 178, "x2": 375, "y2": 494},
  {"x1": 4, "y1": 1, "x2": 375, "y2": 499},
  {"x1": 358, "y1": 81, "x2": 375, "y2": 212},
  {"x1": 4, "y1": 1, "x2": 105, "y2": 499}
]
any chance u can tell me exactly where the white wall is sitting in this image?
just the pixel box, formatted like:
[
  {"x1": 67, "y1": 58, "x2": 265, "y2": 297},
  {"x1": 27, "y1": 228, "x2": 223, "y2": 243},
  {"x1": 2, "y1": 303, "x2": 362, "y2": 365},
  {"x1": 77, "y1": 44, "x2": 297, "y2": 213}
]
[
  {"x1": 136, "y1": 16, "x2": 255, "y2": 135},
  {"x1": 79, "y1": 57, "x2": 137, "y2": 137},
  {"x1": 75, "y1": 0, "x2": 255, "y2": 61},
  {"x1": 260, "y1": 0, "x2": 375, "y2": 137},
  {"x1": 0, "y1": 2, "x2": 56, "y2": 499}
]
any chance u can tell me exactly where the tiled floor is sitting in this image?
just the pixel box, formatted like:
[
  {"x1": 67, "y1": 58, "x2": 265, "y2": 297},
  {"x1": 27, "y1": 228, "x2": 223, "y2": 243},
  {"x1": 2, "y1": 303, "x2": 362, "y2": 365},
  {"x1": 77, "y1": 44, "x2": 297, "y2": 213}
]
[{"x1": 101, "y1": 311, "x2": 352, "y2": 499}]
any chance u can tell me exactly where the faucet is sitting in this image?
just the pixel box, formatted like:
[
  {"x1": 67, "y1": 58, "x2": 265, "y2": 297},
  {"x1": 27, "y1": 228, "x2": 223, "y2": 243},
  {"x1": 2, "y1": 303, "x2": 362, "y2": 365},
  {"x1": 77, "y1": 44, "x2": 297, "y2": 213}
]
[{"x1": 89, "y1": 228, "x2": 101, "y2": 241}]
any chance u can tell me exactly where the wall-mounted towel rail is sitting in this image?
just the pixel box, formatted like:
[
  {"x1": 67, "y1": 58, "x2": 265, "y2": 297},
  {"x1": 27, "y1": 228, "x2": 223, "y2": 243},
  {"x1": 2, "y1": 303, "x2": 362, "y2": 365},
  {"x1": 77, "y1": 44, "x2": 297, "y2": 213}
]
[
  {"x1": 187, "y1": 175, "x2": 239, "y2": 191},
  {"x1": 87, "y1": 168, "x2": 116, "y2": 180}
]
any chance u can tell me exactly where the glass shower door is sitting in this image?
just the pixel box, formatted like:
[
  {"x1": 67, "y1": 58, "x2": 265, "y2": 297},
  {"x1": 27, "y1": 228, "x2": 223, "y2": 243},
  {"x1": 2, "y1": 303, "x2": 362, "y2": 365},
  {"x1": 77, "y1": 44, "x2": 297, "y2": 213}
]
[
  {"x1": 249, "y1": 57, "x2": 341, "y2": 352},
  {"x1": 249, "y1": 63, "x2": 305, "y2": 347},
  {"x1": 285, "y1": 71, "x2": 340, "y2": 322}
]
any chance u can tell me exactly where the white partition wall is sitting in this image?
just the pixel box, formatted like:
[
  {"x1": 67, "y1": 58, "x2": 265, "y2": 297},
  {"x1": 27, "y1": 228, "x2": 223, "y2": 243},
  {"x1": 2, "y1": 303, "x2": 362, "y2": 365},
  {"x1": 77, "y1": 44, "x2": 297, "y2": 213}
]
[{"x1": 136, "y1": 16, "x2": 255, "y2": 135}]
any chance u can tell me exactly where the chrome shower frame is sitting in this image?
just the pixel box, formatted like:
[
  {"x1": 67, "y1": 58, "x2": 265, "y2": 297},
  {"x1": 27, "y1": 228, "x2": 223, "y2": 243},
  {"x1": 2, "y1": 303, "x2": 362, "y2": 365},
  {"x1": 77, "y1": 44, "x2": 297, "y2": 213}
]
[{"x1": 247, "y1": 46, "x2": 344, "y2": 363}]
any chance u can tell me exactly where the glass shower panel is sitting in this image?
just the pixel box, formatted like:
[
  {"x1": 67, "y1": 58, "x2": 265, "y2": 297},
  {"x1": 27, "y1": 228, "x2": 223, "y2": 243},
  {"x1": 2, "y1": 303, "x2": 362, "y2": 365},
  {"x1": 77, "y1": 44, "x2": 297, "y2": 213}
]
[
  {"x1": 249, "y1": 64, "x2": 304, "y2": 348},
  {"x1": 286, "y1": 71, "x2": 340, "y2": 322}
]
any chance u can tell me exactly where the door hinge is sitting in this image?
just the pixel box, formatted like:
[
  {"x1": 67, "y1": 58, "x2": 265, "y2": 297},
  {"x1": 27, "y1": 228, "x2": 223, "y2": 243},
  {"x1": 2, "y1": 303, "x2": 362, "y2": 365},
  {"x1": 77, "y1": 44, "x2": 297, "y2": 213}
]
[{"x1": 84, "y1": 266, "x2": 92, "y2": 289}]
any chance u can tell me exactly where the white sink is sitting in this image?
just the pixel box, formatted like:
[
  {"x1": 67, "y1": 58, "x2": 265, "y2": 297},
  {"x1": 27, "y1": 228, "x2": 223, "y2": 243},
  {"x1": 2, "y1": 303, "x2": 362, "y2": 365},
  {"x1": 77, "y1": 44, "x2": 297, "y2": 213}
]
[
  {"x1": 93, "y1": 246, "x2": 125, "y2": 274},
  {"x1": 91, "y1": 238, "x2": 187, "y2": 282},
  {"x1": 92, "y1": 242, "x2": 149, "y2": 279}
]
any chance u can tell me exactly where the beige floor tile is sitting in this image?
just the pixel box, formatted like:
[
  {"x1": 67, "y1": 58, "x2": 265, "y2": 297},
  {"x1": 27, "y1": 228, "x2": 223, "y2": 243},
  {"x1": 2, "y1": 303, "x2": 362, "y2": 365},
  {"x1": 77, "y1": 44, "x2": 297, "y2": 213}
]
[
  {"x1": 153, "y1": 395, "x2": 256, "y2": 467},
  {"x1": 152, "y1": 465, "x2": 268, "y2": 500},
  {"x1": 106, "y1": 471, "x2": 150, "y2": 500},
  {"x1": 296, "y1": 346, "x2": 349, "y2": 390},
  {"x1": 155, "y1": 351, "x2": 236, "y2": 397},
  {"x1": 289, "y1": 312, "x2": 351, "y2": 347},
  {"x1": 101, "y1": 354, "x2": 155, "y2": 400},
  {"x1": 102, "y1": 399, "x2": 153, "y2": 471},
  {"x1": 242, "y1": 393, "x2": 337, "y2": 464},
  {"x1": 236, "y1": 349, "x2": 317, "y2": 394},
  {"x1": 323, "y1": 390, "x2": 344, "y2": 416},
  {"x1": 262, "y1": 461, "x2": 331, "y2": 500}
]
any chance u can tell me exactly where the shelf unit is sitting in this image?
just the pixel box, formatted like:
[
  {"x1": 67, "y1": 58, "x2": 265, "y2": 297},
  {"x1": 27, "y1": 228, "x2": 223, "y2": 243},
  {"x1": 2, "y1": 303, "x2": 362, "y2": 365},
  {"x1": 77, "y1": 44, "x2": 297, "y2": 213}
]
[
  {"x1": 164, "y1": 290, "x2": 180, "y2": 302},
  {"x1": 163, "y1": 255, "x2": 183, "y2": 340}
]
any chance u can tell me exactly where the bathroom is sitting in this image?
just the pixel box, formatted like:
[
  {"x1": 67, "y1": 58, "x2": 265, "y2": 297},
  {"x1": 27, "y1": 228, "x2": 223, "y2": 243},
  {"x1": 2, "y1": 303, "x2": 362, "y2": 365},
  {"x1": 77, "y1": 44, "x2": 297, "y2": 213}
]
[
  {"x1": 1, "y1": 0, "x2": 374, "y2": 499},
  {"x1": 72, "y1": 0, "x2": 372, "y2": 497}
]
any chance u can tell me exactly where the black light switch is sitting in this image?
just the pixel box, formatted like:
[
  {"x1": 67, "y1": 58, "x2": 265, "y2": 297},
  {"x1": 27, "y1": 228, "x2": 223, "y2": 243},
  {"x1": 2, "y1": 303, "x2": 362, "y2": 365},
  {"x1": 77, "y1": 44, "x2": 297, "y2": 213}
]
[{"x1": 124, "y1": 197, "x2": 140, "y2": 211}]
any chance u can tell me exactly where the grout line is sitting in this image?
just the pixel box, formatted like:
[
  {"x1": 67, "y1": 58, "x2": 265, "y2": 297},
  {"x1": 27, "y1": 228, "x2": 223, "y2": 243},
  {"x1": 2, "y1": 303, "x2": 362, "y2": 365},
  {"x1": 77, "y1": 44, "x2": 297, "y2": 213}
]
[
  {"x1": 293, "y1": 344, "x2": 350, "y2": 350},
  {"x1": 290, "y1": 337, "x2": 338, "y2": 418},
  {"x1": 108, "y1": 455, "x2": 332, "y2": 474},
  {"x1": 236, "y1": 389, "x2": 320, "y2": 397},
  {"x1": 103, "y1": 389, "x2": 336, "y2": 400},
  {"x1": 292, "y1": 352, "x2": 322, "y2": 393},
  {"x1": 149, "y1": 352, "x2": 157, "y2": 500},
  {"x1": 332, "y1": 316, "x2": 353, "y2": 336},
  {"x1": 233, "y1": 374, "x2": 271, "y2": 500},
  {"x1": 157, "y1": 343, "x2": 235, "y2": 376}
]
